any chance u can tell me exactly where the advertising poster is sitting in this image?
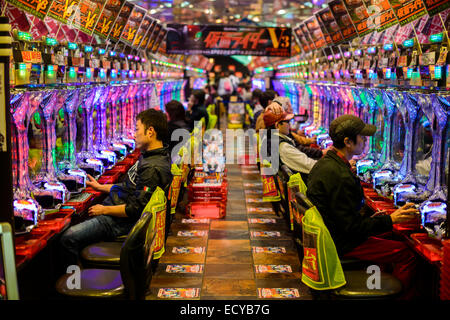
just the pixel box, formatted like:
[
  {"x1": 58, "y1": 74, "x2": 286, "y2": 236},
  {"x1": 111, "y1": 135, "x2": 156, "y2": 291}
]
[
  {"x1": 315, "y1": 11, "x2": 334, "y2": 46},
  {"x1": 25, "y1": 13, "x2": 50, "y2": 39},
  {"x1": 152, "y1": 26, "x2": 167, "y2": 53},
  {"x1": 362, "y1": 0, "x2": 397, "y2": 32},
  {"x1": 300, "y1": 22, "x2": 316, "y2": 50},
  {"x1": 44, "y1": 16, "x2": 65, "y2": 40},
  {"x1": 342, "y1": 0, "x2": 375, "y2": 37},
  {"x1": 5, "y1": 0, "x2": 53, "y2": 20},
  {"x1": 47, "y1": 0, "x2": 81, "y2": 24},
  {"x1": 107, "y1": 1, "x2": 133, "y2": 42},
  {"x1": 317, "y1": 7, "x2": 345, "y2": 45},
  {"x1": 133, "y1": 14, "x2": 153, "y2": 48},
  {"x1": 388, "y1": 0, "x2": 428, "y2": 26},
  {"x1": 422, "y1": 0, "x2": 450, "y2": 17},
  {"x1": 120, "y1": 4, "x2": 145, "y2": 46},
  {"x1": 137, "y1": 18, "x2": 156, "y2": 50},
  {"x1": 4, "y1": 4, "x2": 32, "y2": 32},
  {"x1": 93, "y1": 0, "x2": 125, "y2": 38},
  {"x1": 304, "y1": 16, "x2": 327, "y2": 50},
  {"x1": 70, "y1": 0, "x2": 107, "y2": 35},
  {"x1": 166, "y1": 24, "x2": 291, "y2": 57},
  {"x1": 147, "y1": 21, "x2": 161, "y2": 51},
  {"x1": 329, "y1": 0, "x2": 359, "y2": 42}
]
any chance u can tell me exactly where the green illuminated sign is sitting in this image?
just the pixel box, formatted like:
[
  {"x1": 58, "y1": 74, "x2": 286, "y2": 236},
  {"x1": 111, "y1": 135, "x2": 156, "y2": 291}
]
[
  {"x1": 403, "y1": 39, "x2": 414, "y2": 48},
  {"x1": 429, "y1": 33, "x2": 443, "y2": 43},
  {"x1": 434, "y1": 66, "x2": 442, "y2": 79},
  {"x1": 18, "y1": 31, "x2": 32, "y2": 41},
  {"x1": 68, "y1": 42, "x2": 78, "y2": 50}
]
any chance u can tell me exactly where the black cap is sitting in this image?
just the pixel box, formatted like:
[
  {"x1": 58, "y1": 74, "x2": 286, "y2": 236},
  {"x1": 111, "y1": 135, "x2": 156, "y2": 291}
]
[{"x1": 330, "y1": 114, "x2": 376, "y2": 139}]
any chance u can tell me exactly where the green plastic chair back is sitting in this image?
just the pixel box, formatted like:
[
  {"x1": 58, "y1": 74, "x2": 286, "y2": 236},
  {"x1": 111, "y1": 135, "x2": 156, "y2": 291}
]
[
  {"x1": 301, "y1": 206, "x2": 346, "y2": 290},
  {"x1": 141, "y1": 187, "x2": 167, "y2": 260}
]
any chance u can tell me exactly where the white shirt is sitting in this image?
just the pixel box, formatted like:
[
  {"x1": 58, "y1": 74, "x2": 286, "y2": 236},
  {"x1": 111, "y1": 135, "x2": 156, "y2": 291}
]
[{"x1": 278, "y1": 134, "x2": 317, "y2": 174}]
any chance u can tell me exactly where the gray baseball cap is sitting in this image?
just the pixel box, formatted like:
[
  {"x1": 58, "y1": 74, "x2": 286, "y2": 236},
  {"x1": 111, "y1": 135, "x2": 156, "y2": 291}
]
[{"x1": 330, "y1": 114, "x2": 376, "y2": 139}]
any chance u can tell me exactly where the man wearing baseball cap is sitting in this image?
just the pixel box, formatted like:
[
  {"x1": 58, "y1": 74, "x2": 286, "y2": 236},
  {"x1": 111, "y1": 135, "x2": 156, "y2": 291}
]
[
  {"x1": 262, "y1": 105, "x2": 318, "y2": 176},
  {"x1": 306, "y1": 114, "x2": 419, "y2": 299}
]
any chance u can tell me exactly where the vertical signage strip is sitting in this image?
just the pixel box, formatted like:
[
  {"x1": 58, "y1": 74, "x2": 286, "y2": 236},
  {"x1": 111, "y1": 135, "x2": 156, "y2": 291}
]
[
  {"x1": 120, "y1": 4, "x2": 145, "y2": 46},
  {"x1": 107, "y1": 1, "x2": 133, "y2": 42},
  {"x1": 92, "y1": 0, "x2": 125, "y2": 39},
  {"x1": 329, "y1": 0, "x2": 359, "y2": 42},
  {"x1": 70, "y1": 0, "x2": 107, "y2": 35}
]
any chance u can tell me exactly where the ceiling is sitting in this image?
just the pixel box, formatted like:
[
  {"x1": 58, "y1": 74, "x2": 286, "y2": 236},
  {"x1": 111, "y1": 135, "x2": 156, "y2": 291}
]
[{"x1": 130, "y1": 0, "x2": 318, "y2": 27}]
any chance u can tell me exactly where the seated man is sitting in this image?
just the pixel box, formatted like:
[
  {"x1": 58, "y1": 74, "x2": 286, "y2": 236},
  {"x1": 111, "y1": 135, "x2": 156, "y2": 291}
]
[
  {"x1": 306, "y1": 114, "x2": 419, "y2": 299},
  {"x1": 262, "y1": 106, "x2": 318, "y2": 178},
  {"x1": 60, "y1": 109, "x2": 173, "y2": 266}
]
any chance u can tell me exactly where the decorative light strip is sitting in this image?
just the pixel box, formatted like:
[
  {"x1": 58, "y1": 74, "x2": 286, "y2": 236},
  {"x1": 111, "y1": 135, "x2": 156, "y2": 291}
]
[
  {"x1": 151, "y1": 59, "x2": 206, "y2": 74},
  {"x1": 254, "y1": 66, "x2": 274, "y2": 74}
]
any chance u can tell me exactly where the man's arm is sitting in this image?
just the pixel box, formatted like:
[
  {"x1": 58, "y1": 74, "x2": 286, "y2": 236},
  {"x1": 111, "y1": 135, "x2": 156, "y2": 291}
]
[
  {"x1": 279, "y1": 142, "x2": 317, "y2": 174},
  {"x1": 307, "y1": 170, "x2": 392, "y2": 238},
  {"x1": 85, "y1": 174, "x2": 114, "y2": 193},
  {"x1": 89, "y1": 204, "x2": 127, "y2": 217}
]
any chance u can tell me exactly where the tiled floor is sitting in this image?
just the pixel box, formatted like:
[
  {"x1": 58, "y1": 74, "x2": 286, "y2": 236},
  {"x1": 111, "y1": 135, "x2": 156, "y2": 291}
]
[{"x1": 147, "y1": 119, "x2": 312, "y2": 300}]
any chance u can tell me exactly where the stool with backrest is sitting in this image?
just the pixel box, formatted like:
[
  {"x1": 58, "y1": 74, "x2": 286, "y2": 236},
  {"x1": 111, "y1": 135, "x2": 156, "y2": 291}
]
[
  {"x1": 80, "y1": 188, "x2": 167, "y2": 271},
  {"x1": 295, "y1": 192, "x2": 402, "y2": 300},
  {"x1": 292, "y1": 191, "x2": 372, "y2": 271},
  {"x1": 258, "y1": 134, "x2": 283, "y2": 217},
  {"x1": 278, "y1": 165, "x2": 295, "y2": 228},
  {"x1": 55, "y1": 193, "x2": 158, "y2": 299},
  {"x1": 280, "y1": 165, "x2": 305, "y2": 260}
]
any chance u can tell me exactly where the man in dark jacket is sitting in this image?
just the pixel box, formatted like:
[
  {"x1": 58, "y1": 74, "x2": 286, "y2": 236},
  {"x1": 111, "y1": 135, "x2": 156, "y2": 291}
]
[
  {"x1": 306, "y1": 114, "x2": 419, "y2": 298},
  {"x1": 60, "y1": 109, "x2": 173, "y2": 265},
  {"x1": 186, "y1": 89, "x2": 209, "y2": 131}
]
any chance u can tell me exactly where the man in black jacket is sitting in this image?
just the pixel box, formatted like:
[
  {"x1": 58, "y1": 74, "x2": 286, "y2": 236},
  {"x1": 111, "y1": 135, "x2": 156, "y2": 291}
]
[
  {"x1": 306, "y1": 114, "x2": 419, "y2": 298},
  {"x1": 60, "y1": 109, "x2": 173, "y2": 265},
  {"x1": 186, "y1": 89, "x2": 209, "y2": 131}
]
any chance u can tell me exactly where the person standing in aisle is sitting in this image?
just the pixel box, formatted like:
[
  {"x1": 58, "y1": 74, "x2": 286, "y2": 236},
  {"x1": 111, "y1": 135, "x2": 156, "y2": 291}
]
[
  {"x1": 255, "y1": 90, "x2": 278, "y2": 132},
  {"x1": 165, "y1": 100, "x2": 190, "y2": 156},
  {"x1": 228, "y1": 70, "x2": 240, "y2": 93},
  {"x1": 250, "y1": 89, "x2": 264, "y2": 129},
  {"x1": 186, "y1": 89, "x2": 209, "y2": 131},
  {"x1": 217, "y1": 71, "x2": 234, "y2": 112},
  {"x1": 59, "y1": 109, "x2": 173, "y2": 266},
  {"x1": 306, "y1": 114, "x2": 420, "y2": 299}
]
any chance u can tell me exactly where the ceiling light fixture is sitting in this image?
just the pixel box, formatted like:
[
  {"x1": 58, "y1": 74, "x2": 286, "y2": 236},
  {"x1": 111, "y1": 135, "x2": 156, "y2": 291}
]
[{"x1": 277, "y1": 9, "x2": 286, "y2": 15}]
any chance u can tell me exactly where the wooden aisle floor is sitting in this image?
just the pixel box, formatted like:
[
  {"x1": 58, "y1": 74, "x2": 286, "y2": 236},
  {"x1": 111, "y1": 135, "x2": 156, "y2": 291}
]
[{"x1": 146, "y1": 116, "x2": 312, "y2": 300}]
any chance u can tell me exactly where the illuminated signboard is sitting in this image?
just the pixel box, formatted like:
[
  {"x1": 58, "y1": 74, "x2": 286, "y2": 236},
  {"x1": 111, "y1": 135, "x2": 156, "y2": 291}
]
[{"x1": 166, "y1": 24, "x2": 292, "y2": 57}]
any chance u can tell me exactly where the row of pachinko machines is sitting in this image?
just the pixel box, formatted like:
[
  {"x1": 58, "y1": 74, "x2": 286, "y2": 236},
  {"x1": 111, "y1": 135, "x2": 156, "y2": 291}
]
[
  {"x1": 273, "y1": 80, "x2": 449, "y2": 242},
  {"x1": 12, "y1": 79, "x2": 186, "y2": 234}
]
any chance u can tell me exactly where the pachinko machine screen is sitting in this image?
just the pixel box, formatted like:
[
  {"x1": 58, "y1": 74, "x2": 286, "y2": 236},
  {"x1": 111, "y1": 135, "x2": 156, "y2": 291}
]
[
  {"x1": 193, "y1": 78, "x2": 207, "y2": 90},
  {"x1": 252, "y1": 78, "x2": 265, "y2": 91}
]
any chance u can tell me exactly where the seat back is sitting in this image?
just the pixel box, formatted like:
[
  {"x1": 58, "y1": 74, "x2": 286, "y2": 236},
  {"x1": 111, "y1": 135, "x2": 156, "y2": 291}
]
[
  {"x1": 119, "y1": 187, "x2": 165, "y2": 300},
  {"x1": 295, "y1": 192, "x2": 346, "y2": 291}
]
